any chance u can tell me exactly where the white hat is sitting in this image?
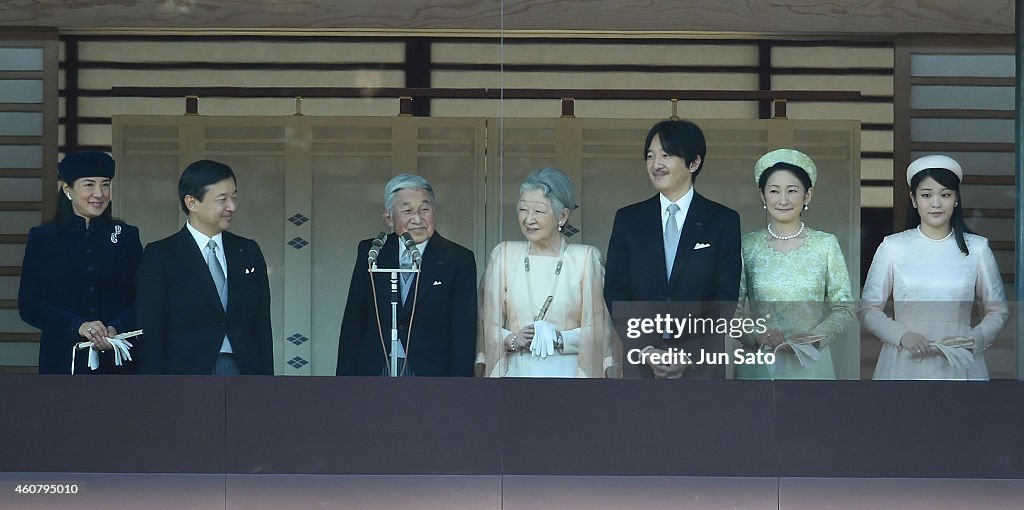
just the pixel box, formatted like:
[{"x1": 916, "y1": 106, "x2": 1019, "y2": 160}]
[{"x1": 907, "y1": 155, "x2": 962, "y2": 186}]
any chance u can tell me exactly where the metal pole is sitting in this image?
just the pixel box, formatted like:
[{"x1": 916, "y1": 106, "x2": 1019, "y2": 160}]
[
  {"x1": 391, "y1": 270, "x2": 400, "y2": 378},
  {"x1": 1016, "y1": 0, "x2": 1024, "y2": 380}
]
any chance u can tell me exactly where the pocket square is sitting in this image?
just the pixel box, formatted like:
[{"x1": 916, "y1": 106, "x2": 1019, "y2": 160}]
[
  {"x1": 244, "y1": 267, "x2": 256, "y2": 274},
  {"x1": 694, "y1": 243, "x2": 711, "y2": 250},
  {"x1": 432, "y1": 280, "x2": 442, "y2": 286}
]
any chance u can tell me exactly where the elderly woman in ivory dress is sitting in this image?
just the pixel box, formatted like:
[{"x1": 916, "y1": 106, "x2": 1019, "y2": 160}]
[
  {"x1": 859, "y1": 155, "x2": 1009, "y2": 380},
  {"x1": 478, "y1": 167, "x2": 616, "y2": 378},
  {"x1": 734, "y1": 149, "x2": 854, "y2": 379}
]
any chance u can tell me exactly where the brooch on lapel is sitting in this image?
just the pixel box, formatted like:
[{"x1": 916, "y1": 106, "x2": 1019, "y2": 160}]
[{"x1": 110, "y1": 225, "x2": 121, "y2": 244}]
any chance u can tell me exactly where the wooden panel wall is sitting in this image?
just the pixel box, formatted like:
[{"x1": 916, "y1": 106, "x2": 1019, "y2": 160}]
[
  {"x1": 59, "y1": 35, "x2": 894, "y2": 204},
  {"x1": 0, "y1": 1, "x2": 1014, "y2": 34},
  {"x1": 0, "y1": 30, "x2": 59, "y2": 373}
]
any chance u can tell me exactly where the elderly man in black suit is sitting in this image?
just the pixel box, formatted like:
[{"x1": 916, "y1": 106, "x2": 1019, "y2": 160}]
[
  {"x1": 337, "y1": 173, "x2": 477, "y2": 377},
  {"x1": 604, "y1": 120, "x2": 741, "y2": 379},
  {"x1": 137, "y1": 160, "x2": 273, "y2": 375}
]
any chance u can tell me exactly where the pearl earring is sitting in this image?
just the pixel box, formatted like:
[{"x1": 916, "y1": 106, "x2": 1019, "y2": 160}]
[
  {"x1": 803, "y1": 204, "x2": 808, "y2": 211},
  {"x1": 762, "y1": 204, "x2": 766, "y2": 210},
  {"x1": 65, "y1": 193, "x2": 72, "y2": 200}
]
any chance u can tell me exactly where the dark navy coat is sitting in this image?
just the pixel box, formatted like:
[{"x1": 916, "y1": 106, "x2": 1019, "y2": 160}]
[{"x1": 19, "y1": 217, "x2": 142, "y2": 374}]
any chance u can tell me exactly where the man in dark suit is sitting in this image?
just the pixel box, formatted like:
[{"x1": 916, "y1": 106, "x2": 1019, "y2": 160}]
[
  {"x1": 336, "y1": 173, "x2": 477, "y2": 377},
  {"x1": 604, "y1": 120, "x2": 741, "y2": 379},
  {"x1": 137, "y1": 160, "x2": 273, "y2": 375}
]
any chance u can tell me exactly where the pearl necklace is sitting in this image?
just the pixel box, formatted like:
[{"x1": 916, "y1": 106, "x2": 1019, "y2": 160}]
[
  {"x1": 917, "y1": 225, "x2": 953, "y2": 242},
  {"x1": 767, "y1": 221, "x2": 804, "y2": 241}
]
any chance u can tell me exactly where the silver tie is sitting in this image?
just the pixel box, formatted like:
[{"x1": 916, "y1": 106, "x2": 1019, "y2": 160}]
[
  {"x1": 207, "y1": 239, "x2": 227, "y2": 310},
  {"x1": 664, "y1": 203, "x2": 681, "y2": 279},
  {"x1": 400, "y1": 249, "x2": 413, "y2": 303}
]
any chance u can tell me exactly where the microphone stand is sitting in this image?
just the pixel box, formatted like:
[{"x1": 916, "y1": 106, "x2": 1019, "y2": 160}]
[{"x1": 369, "y1": 258, "x2": 419, "y2": 378}]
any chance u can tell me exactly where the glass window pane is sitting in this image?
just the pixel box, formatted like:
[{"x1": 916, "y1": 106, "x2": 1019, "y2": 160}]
[
  {"x1": 0, "y1": 177, "x2": 42, "y2": 201},
  {"x1": 0, "y1": 80, "x2": 43, "y2": 103},
  {"x1": 0, "y1": 112, "x2": 43, "y2": 136},
  {"x1": 911, "y1": 85, "x2": 1014, "y2": 110},
  {"x1": 0, "y1": 48, "x2": 43, "y2": 71},
  {"x1": 911, "y1": 118, "x2": 1014, "y2": 144},
  {"x1": 912, "y1": 54, "x2": 1014, "y2": 78},
  {"x1": 0, "y1": 145, "x2": 42, "y2": 168}
]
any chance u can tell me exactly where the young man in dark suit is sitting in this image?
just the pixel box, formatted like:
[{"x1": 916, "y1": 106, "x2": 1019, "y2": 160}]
[
  {"x1": 604, "y1": 120, "x2": 741, "y2": 379},
  {"x1": 336, "y1": 173, "x2": 477, "y2": 377},
  {"x1": 137, "y1": 160, "x2": 273, "y2": 375}
]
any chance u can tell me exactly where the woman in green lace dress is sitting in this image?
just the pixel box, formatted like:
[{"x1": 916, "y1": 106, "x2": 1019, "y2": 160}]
[{"x1": 735, "y1": 149, "x2": 854, "y2": 379}]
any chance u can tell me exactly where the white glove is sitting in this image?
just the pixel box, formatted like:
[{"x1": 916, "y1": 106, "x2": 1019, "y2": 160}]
[
  {"x1": 71, "y1": 330, "x2": 141, "y2": 374},
  {"x1": 769, "y1": 340, "x2": 821, "y2": 375},
  {"x1": 531, "y1": 321, "x2": 557, "y2": 359},
  {"x1": 931, "y1": 342, "x2": 975, "y2": 370},
  {"x1": 87, "y1": 337, "x2": 134, "y2": 370},
  {"x1": 785, "y1": 341, "x2": 821, "y2": 369}
]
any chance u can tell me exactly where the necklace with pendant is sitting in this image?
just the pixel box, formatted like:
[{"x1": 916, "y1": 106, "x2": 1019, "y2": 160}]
[{"x1": 524, "y1": 238, "x2": 565, "y2": 321}]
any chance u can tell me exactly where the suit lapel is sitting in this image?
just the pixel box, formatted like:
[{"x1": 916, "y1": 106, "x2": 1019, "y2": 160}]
[
  {"x1": 668, "y1": 192, "x2": 708, "y2": 290},
  {"x1": 412, "y1": 233, "x2": 446, "y2": 304},
  {"x1": 222, "y1": 232, "x2": 244, "y2": 315},
  {"x1": 398, "y1": 232, "x2": 447, "y2": 318},
  {"x1": 174, "y1": 226, "x2": 225, "y2": 316},
  {"x1": 638, "y1": 196, "x2": 670, "y2": 286}
]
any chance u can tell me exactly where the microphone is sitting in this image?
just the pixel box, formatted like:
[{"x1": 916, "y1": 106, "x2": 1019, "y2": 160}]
[
  {"x1": 367, "y1": 231, "x2": 387, "y2": 266},
  {"x1": 400, "y1": 232, "x2": 422, "y2": 266}
]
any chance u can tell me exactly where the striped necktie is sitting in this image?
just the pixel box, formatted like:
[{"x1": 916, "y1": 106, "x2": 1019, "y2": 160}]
[
  {"x1": 207, "y1": 239, "x2": 227, "y2": 310},
  {"x1": 400, "y1": 248, "x2": 413, "y2": 303}
]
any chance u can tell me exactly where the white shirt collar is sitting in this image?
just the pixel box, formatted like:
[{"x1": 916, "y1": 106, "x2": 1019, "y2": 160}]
[
  {"x1": 186, "y1": 221, "x2": 226, "y2": 275},
  {"x1": 185, "y1": 221, "x2": 224, "y2": 250},
  {"x1": 397, "y1": 235, "x2": 429, "y2": 260},
  {"x1": 659, "y1": 187, "x2": 694, "y2": 217}
]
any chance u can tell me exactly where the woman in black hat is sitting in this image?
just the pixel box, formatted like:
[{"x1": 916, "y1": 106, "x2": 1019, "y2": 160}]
[{"x1": 18, "y1": 151, "x2": 143, "y2": 374}]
